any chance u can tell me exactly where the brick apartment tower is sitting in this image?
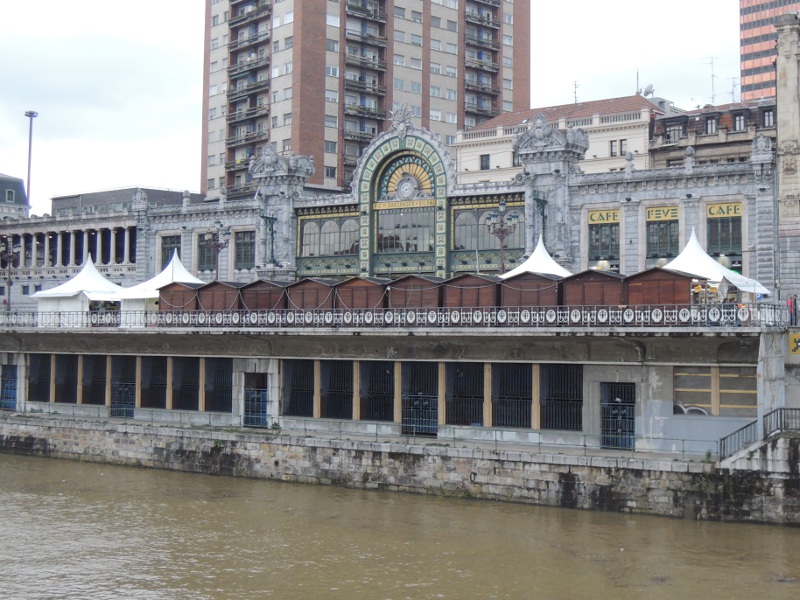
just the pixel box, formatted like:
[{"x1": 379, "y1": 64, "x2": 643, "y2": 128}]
[
  {"x1": 201, "y1": 0, "x2": 530, "y2": 199},
  {"x1": 740, "y1": 0, "x2": 800, "y2": 100}
]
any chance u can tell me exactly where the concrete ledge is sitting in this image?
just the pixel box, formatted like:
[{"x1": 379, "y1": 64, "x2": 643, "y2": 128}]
[{"x1": 0, "y1": 413, "x2": 795, "y2": 524}]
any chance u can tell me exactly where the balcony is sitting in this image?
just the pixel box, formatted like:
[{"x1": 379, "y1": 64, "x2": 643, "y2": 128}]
[
  {"x1": 345, "y1": 29, "x2": 388, "y2": 47},
  {"x1": 228, "y1": 56, "x2": 270, "y2": 78},
  {"x1": 343, "y1": 78, "x2": 387, "y2": 95},
  {"x1": 229, "y1": 2, "x2": 272, "y2": 28},
  {"x1": 474, "y1": 0, "x2": 501, "y2": 6},
  {"x1": 227, "y1": 106, "x2": 269, "y2": 124},
  {"x1": 465, "y1": 11, "x2": 500, "y2": 28},
  {"x1": 226, "y1": 184, "x2": 256, "y2": 200},
  {"x1": 344, "y1": 104, "x2": 386, "y2": 120},
  {"x1": 344, "y1": 2, "x2": 387, "y2": 23},
  {"x1": 465, "y1": 102, "x2": 499, "y2": 118},
  {"x1": 344, "y1": 54, "x2": 387, "y2": 71},
  {"x1": 343, "y1": 154, "x2": 359, "y2": 166},
  {"x1": 465, "y1": 57, "x2": 499, "y2": 73},
  {"x1": 343, "y1": 130, "x2": 377, "y2": 142},
  {"x1": 225, "y1": 158, "x2": 252, "y2": 172},
  {"x1": 465, "y1": 80, "x2": 500, "y2": 95},
  {"x1": 229, "y1": 31, "x2": 271, "y2": 52},
  {"x1": 465, "y1": 34, "x2": 499, "y2": 51},
  {"x1": 226, "y1": 131, "x2": 269, "y2": 148},
  {"x1": 227, "y1": 79, "x2": 270, "y2": 102}
]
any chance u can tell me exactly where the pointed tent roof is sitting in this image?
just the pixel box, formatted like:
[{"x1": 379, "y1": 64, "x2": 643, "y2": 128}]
[
  {"x1": 500, "y1": 235, "x2": 572, "y2": 279},
  {"x1": 663, "y1": 229, "x2": 770, "y2": 296},
  {"x1": 32, "y1": 257, "x2": 124, "y2": 300},
  {"x1": 109, "y1": 251, "x2": 205, "y2": 300}
]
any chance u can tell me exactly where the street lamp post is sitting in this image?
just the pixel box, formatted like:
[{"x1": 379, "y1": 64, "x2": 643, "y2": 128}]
[
  {"x1": 259, "y1": 211, "x2": 278, "y2": 265},
  {"x1": 24, "y1": 110, "x2": 38, "y2": 202},
  {"x1": 1, "y1": 237, "x2": 21, "y2": 314},
  {"x1": 203, "y1": 222, "x2": 230, "y2": 281},
  {"x1": 486, "y1": 199, "x2": 519, "y2": 273}
]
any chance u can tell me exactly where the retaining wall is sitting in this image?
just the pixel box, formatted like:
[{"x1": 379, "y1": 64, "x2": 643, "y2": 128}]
[{"x1": 1, "y1": 414, "x2": 799, "y2": 525}]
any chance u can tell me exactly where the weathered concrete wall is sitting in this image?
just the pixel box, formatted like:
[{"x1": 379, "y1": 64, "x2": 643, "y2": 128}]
[{"x1": 1, "y1": 414, "x2": 798, "y2": 525}]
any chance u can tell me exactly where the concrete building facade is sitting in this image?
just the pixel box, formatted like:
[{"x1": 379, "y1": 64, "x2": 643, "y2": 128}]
[
  {"x1": 740, "y1": 0, "x2": 800, "y2": 100},
  {"x1": 452, "y1": 94, "x2": 674, "y2": 186},
  {"x1": 202, "y1": 0, "x2": 531, "y2": 200}
]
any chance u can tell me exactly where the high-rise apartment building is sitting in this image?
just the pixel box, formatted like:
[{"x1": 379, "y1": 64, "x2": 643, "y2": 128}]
[
  {"x1": 202, "y1": 0, "x2": 530, "y2": 200},
  {"x1": 740, "y1": 0, "x2": 800, "y2": 100}
]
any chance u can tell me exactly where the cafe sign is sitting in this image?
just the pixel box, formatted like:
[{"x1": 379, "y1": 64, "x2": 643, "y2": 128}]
[
  {"x1": 706, "y1": 202, "x2": 741, "y2": 219},
  {"x1": 588, "y1": 209, "x2": 619, "y2": 224}
]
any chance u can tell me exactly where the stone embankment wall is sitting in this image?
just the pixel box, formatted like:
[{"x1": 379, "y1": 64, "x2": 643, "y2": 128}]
[{"x1": 1, "y1": 414, "x2": 798, "y2": 525}]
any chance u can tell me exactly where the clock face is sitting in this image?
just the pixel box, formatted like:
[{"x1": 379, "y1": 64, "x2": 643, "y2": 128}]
[
  {"x1": 396, "y1": 176, "x2": 418, "y2": 200},
  {"x1": 377, "y1": 153, "x2": 434, "y2": 200}
]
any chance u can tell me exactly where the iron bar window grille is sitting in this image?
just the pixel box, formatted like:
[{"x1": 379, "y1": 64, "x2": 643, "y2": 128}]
[
  {"x1": 140, "y1": 356, "x2": 168, "y2": 409},
  {"x1": 81, "y1": 355, "x2": 107, "y2": 406},
  {"x1": 321, "y1": 360, "x2": 353, "y2": 420},
  {"x1": 361, "y1": 361, "x2": 394, "y2": 421},
  {"x1": 205, "y1": 358, "x2": 233, "y2": 413},
  {"x1": 492, "y1": 363, "x2": 532, "y2": 428},
  {"x1": 111, "y1": 356, "x2": 137, "y2": 418},
  {"x1": 27, "y1": 354, "x2": 51, "y2": 402},
  {"x1": 447, "y1": 363, "x2": 484, "y2": 426},
  {"x1": 284, "y1": 360, "x2": 314, "y2": 417},
  {"x1": 55, "y1": 354, "x2": 79, "y2": 404},
  {"x1": 172, "y1": 357, "x2": 200, "y2": 411},
  {"x1": 540, "y1": 364, "x2": 583, "y2": 431}
]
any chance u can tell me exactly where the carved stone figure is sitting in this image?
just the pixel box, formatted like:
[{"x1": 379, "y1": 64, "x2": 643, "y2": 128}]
[{"x1": 390, "y1": 104, "x2": 413, "y2": 140}]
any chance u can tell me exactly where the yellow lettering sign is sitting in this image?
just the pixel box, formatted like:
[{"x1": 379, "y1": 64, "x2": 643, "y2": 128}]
[
  {"x1": 706, "y1": 202, "x2": 741, "y2": 218},
  {"x1": 646, "y1": 206, "x2": 679, "y2": 222},
  {"x1": 588, "y1": 210, "x2": 619, "y2": 224},
  {"x1": 373, "y1": 199, "x2": 435, "y2": 211}
]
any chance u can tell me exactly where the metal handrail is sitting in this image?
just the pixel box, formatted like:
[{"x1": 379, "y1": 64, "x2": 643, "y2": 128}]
[
  {"x1": 0, "y1": 303, "x2": 788, "y2": 330},
  {"x1": 718, "y1": 419, "x2": 759, "y2": 459},
  {"x1": 763, "y1": 408, "x2": 800, "y2": 437}
]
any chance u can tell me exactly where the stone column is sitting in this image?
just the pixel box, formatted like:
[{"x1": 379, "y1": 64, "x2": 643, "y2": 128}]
[
  {"x1": 56, "y1": 232, "x2": 63, "y2": 267},
  {"x1": 44, "y1": 232, "x2": 50, "y2": 267},
  {"x1": 123, "y1": 227, "x2": 130, "y2": 264},
  {"x1": 82, "y1": 230, "x2": 89, "y2": 264},
  {"x1": 96, "y1": 228, "x2": 104, "y2": 265},
  {"x1": 69, "y1": 231, "x2": 76, "y2": 266},
  {"x1": 620, "y1": 199, "x2": 640, "y2": 275}
]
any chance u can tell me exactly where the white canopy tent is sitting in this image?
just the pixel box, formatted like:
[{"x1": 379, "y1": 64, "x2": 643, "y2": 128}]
[
  {"x1": 663, "y1": 229, "x2": 770, "y2": 297},
  {"x1": 106, "y1": 251, "x2": 205, "y2": 325},
  {"x1": 31, "y1": 258, "x2": 124, "y2": 326},
  {"x1": 500, "y1": 235, "x2": 572, "y2": 280}
]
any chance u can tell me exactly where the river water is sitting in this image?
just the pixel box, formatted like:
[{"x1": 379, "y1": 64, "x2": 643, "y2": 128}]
[{"x1": 1, "y1": 454, "x2": 798, "y2": 600}]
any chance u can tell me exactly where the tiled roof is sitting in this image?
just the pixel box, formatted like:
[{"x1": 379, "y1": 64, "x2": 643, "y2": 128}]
[{"x1": 471, "y1": 95, "x2": 664, "y2": 131}]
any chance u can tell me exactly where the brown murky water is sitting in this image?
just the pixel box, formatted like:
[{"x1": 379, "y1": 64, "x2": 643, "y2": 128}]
[{"x1": 0, "y1": 454, "x2": 798, "y2": 600}]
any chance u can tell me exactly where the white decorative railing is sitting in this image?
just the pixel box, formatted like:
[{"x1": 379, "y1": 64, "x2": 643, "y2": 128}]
[{"x1": 0, "y1": 304, "x2": 787, "y2": 330}]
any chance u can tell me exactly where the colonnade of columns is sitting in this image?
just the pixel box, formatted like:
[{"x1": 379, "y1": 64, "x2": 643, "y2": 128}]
[{"x1": 3, "y1": 227, "x2": 136, "y2": 268}]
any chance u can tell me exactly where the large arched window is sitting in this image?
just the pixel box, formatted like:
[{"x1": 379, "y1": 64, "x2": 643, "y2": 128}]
[
  {"x1": 339, "y1": 219, "x2": 359, "y2": 255},
  {"x1": 319, "y1": 221, "x2": 339, "y2": 257},
  {"x1": 452, "y1": 208, "x2": 526, "y2": 250},
  {"x1": 301, "y1": 222, "x2": 320, "y2": 257},
  {"x1": 454, "y1": 213, "x2": 478, "y2": 250}
]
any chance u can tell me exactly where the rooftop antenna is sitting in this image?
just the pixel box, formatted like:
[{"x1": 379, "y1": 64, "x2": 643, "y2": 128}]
[
  {"x1": 728, "y1": 77, "x2": 739, "y2": 103},
  {"x1": 573, "y1": 80, "x2": 579, "y2": 103},
  {"x1": 705, "y1": 57, "x2": 718, "y2": 105}
]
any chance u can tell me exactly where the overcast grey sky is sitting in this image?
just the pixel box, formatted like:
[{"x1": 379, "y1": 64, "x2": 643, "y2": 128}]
[{"x1": 0, "y1": 1, "x2": 741, "y2": 216}]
